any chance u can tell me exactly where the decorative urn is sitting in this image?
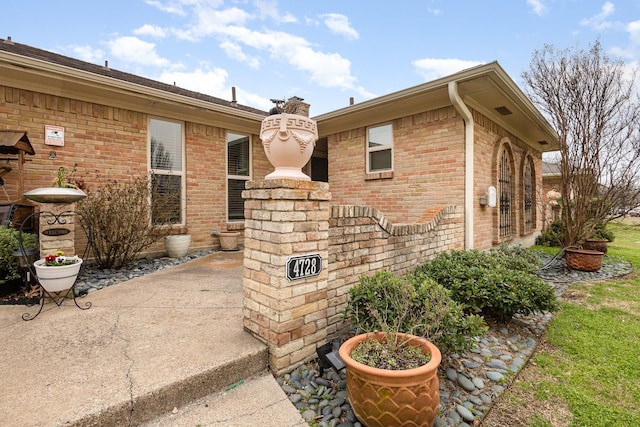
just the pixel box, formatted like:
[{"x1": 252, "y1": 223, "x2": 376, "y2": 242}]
[{"x1": 260, "y1": 113, "x2": 318, "y2": 181}]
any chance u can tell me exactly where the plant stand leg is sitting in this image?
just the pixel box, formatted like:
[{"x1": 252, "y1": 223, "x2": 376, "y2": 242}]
[{"x1": 21, "y1": 284, "x2": 91, "y2": 321}]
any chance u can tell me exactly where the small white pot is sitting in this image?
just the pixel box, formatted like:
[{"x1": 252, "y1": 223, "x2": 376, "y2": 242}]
[
  {"x1": 34, "y1": 257, "x2": 83, "y2": 292},
  {"x1": 164, "y1": 235, "x2": 191, "y2": 258}
]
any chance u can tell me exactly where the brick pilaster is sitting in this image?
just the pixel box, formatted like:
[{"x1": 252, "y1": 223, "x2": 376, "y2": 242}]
[{"x1": 242, "y1": 179, "x2": 331, "y2": 375}]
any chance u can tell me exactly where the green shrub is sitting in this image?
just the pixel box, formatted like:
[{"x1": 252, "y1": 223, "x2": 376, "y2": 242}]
[
  {"x1": 345, "y1": 270, "x2": 487, "y2": 353},
  {"x1": 536, "y1": 220, "x2": 565, "y2": 247},
  {"x1": 489, "y1": 243, "x2": 541, "y2": 274},
  {"x1": 591, "y1": 223, "x2": 615, "y2": 242},
  {"x1": 415, "y1": 248, "x2": 558, "y2": 321},
  {"x1": 0, "y1": 226, "x2": 38, "y2": 284}
]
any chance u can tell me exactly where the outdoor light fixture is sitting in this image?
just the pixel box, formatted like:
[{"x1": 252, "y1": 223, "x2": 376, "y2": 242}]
[
  {"x1": 48, "y1": 150, "x2": 57, "y2": 160},
  {"x1": 316, "y1": 342, "x2": 345, "y2": 375}
]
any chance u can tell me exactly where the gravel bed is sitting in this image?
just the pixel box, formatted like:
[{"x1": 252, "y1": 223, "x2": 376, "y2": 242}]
[{"x1": 275, "y1": 253, "x2": 633, "y2": 427}]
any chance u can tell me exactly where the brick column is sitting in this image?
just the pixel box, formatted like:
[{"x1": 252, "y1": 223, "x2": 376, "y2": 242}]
[
  {"x1": 38, "y1": 203, "x2": 78, "y2": 258},
  {"x1": 242, "y1": 179, "x2": 331, "y2": 375}
]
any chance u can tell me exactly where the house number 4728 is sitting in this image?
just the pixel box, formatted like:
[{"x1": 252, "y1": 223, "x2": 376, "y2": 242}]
[{"x1": 286, "y1": 254, "x2": 322, "y2": 281}]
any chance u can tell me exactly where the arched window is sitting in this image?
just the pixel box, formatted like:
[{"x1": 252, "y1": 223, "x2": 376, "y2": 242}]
[
  {"x1": 523, "y1": 156, "x2": 535, "y2": 232},
  {"x1": 499, "y1": 148, "x2": 514, "y2": 237}
]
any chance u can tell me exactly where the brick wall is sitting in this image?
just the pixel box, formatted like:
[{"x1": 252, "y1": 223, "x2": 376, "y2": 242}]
[
  {"x1": 0, "y1": 85, "x2": 265, "y2": 254},
  {"x1": 242, "y1": 179, "x2": 463, "y2": 374},
  {"x1": 328, "y1": 107, "x2": 465, "y2": 225},
  {"x1": 325, "y1": 204, "x2": 464, "y2": 339},
  {"x1": 326, "y1": 105, "x2": 544, "y2": 251}
]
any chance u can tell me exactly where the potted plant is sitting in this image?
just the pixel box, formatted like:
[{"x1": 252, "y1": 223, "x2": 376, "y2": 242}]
[
  {"x1": 33, "y1": 250, "x2": 83, "y2": 292},
  {"x1": 564, "y1": 247, "x2": 604, "y2": 272},
  {"x1": 340, "y1": 271, "x2": 486, "y2": 427},
  {"x1": 582, "y1": 223, "x2": 614, "y2": 254}
]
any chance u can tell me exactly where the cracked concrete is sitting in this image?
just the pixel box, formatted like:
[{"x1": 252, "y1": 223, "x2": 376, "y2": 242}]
[{"x1": 0, "y1": 251, "x2": 302, "y2": 426}]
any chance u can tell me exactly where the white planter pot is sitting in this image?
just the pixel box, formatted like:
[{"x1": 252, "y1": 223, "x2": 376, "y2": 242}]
[
  {"x1": 165, "y1": 235, "x2": 191, "y2": 258},
  {"x1": 34, "y1": 257, "x2": 83, "y2": 292},
  {"x1": 260, "y1": 113, "x2": 318, "y2": 181}
]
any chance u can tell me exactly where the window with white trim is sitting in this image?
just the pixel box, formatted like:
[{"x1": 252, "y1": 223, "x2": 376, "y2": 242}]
[
  {"x1": 149, "y1": 118, "x2": 184, "y2": 225},
  {"x1": 366, "y1": 123, "x2": 393, "y2": 173},
  {"x1": 227, "y1": 132, "x2": 251, "y2": 221}
]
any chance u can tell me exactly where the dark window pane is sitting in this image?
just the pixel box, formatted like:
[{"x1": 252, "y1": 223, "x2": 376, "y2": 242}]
[
  {"x1": 152, "y1": 174, "x2": 182, "y2": 224},
  {"x1": 227, "y1": 133, "x2": 250, "y2": 177},
  {"x1": 228, "y1": 179, "x2": 246, "y2": 221},
  {"x1": 370, "y1": 149, "x2": 392, "y2": 171}
]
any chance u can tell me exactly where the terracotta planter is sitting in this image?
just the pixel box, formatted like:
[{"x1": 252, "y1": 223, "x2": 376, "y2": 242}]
[
  {"x1": 218, "y1": 231, "x2": 241, "y2": 251},
  {"x1": 164, "y1": 235, "x2": 191, "y2": 258},
  {"x1": 338, "y1": 332, "x2": 441, "y2": 427},
  {"x1": 564, "y1": 247, "x2": 604, "y2": 272},
  {"x1": 260, "y1": 113, "x2": 318, "y2": 181},
  {"x1": 583, "y1": 239, "x2": 608, "y2": 254},
  {"x1": 34, "y1": 257, "x2": 82, "y2": 292}
]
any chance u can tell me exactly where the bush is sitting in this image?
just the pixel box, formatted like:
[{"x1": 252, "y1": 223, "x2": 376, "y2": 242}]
[
  {"x1": 537, "y1": 220, "x2": 615, "y2": 246},
  {"x1": 591, "y1": 223, "x2": 615, "y2": 242},
  {"x1": 415, "y1": 248, "x2": 558, "y2": 321},
  {"x1": 536, "y1": 220, "x2": 565, "y2": 247},
  {"x1": 77, "y1": 173, "x2": 179, "y2": 269},
  {"x1": 345, "y1": 270, "x2": 487, "y2": 353},
  {"x1": 0, "y1": 226, "x2": 38, "y2": 284}
]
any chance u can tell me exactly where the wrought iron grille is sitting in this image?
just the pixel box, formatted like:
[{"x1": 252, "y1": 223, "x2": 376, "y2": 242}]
[
  {"x1": 499, "y1": 149, "x2": 513, "y2": 237},
  {"x1": 523, "y1": 159, "x2": 534, "y2": 232}
]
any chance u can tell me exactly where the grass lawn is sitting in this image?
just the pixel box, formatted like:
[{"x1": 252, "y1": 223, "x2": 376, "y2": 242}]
[{"x1": 481, "y1": 220, "x2": 640, "y2": 427}]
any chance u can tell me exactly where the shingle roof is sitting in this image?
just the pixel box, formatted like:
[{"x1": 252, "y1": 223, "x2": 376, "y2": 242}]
[{"x1": 0, "y1": 37, "x2": 267, "y2": 116}]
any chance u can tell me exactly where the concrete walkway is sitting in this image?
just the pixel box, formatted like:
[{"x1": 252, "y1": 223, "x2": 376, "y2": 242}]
[{"x1": 0, "y1": 251, "x2": 306, "y2": 427}]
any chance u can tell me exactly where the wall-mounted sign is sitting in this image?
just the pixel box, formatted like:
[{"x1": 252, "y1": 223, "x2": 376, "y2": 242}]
[
  {"x1": 42, "y1": 227, "x2": 70, "y2": 236},
  {"x1": 45, "y1": 125, "x2": 65, "y2": 146},
  {"x1": 286, "y1": 254, "x2": 322, "y2": 281}
]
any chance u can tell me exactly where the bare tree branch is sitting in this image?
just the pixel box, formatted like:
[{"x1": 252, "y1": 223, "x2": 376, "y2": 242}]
[{"x1": 523, "y1": 40, "x2": 640, "y2": 245}]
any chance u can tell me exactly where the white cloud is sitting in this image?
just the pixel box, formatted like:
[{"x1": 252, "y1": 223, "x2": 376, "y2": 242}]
[
  {"x1": 107, "y1": 36, "x2": 171, "y2": 67},
  {"x1": 220, "y1": 40, "x2": 260, "y2": 68},
  {"x1": 412, "y1": 58, "x2": 485, "y2": 81},
  {"x1": 134, "y1": 24, "x2": 168, "y2": 38},
  {"x1": 254, "y1": 0, "x2": 296, "y2": 23},
  {"x1": 144, "y1": 0, "x2": 189, "y2": 16},
  {"x1": 580, "y1": 1, "x2": 615, "y2": 31},
  {"x1": 157, "y1": 67, "x2": 229, "y2": 97},
  {"x1": 321, "y1": 13, "x2": 359, "y2": 40},
  {"x1": 68, "y1": 45, "x2": 105, "y2": 64},
  {"x1": 427, "y1": 8, "x2": 442, "y2": 16},
  {"x1": 527, "y1": 0, "x2": 548, "y2": 16}
]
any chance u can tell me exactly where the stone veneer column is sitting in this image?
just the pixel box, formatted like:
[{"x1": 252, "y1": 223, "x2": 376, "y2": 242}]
[
  {"x1": 242, "y1": 179, "x2": 331, "y2": 375},
  {"x1": 38, "y1": 203, "x2": 77, "y2": 258}
]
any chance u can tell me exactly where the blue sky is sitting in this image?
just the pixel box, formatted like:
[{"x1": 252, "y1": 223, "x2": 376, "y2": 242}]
[{"x1": 3, "y1": 1, "x2": 640, "y2": 116}]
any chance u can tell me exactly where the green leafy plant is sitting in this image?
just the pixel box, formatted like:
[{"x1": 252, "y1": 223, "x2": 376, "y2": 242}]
[
  {"x1": 415, "y1": 248, "x2": 558, "y2": 321},
  {"x1": 0, "y1": 226, "x2": 38, "y2": 283},
  {"x1": 77, "y1": 173, "x2": 179, "y2": 269},
  {"x1": 536, "y1": 220, "x2": 566, "y2": 247},
  {"x1": 345, "y1": 270, "x2": 487, "y2": 354}
]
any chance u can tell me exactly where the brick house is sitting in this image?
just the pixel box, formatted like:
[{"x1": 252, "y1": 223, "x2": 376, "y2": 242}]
[{"x1": 0, "y1": 37, "x2": 557, "y2": 255}]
